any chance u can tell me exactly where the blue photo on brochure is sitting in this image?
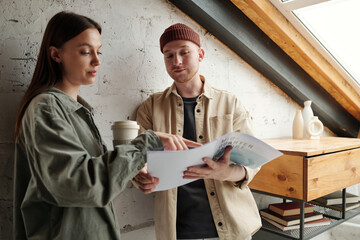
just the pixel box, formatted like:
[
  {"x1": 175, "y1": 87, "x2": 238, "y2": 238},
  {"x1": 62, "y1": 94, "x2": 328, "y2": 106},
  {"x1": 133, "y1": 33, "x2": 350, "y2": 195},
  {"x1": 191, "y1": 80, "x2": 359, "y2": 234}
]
[
  {"x1": 230, "y1": 148, "x2": 268, "y2": 168},
  {"x1": 212, "y1": 132, "x2": 282, "y2": 169},
  {"x1": 213, "y1": 148, "x2": 266, "y2": 168}
]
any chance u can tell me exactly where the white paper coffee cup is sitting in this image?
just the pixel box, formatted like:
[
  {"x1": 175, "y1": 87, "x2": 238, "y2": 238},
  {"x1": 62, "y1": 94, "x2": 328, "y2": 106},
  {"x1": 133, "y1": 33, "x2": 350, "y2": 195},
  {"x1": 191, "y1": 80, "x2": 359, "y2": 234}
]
[{"x1": 111, "y1": 120, "x2": 140, "y2": 147}]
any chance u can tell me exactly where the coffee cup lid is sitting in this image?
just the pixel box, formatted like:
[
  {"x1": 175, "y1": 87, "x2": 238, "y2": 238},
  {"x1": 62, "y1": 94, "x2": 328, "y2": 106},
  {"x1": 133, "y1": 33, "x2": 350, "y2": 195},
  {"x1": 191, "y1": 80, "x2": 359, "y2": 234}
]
[{"x1": 111, "y1": 120, "x2": 139, "y2": 130}]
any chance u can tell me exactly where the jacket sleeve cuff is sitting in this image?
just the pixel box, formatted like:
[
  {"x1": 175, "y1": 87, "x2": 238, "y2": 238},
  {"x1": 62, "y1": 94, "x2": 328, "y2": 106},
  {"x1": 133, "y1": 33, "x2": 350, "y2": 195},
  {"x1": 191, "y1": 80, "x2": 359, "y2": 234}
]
[
  {"x1": 131, "y1": 130, "x2": 164, "y2": 152},
  {"x1": 234, "y1": 166, "x2": 261, "y2": 189}
]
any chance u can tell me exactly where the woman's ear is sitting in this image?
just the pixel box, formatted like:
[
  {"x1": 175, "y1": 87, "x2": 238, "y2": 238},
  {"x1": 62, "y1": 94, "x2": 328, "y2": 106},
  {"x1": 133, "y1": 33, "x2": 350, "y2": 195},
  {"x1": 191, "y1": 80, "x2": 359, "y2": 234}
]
[{"x1": 49, "y1": 46, "x2": 62, "y2": 63}]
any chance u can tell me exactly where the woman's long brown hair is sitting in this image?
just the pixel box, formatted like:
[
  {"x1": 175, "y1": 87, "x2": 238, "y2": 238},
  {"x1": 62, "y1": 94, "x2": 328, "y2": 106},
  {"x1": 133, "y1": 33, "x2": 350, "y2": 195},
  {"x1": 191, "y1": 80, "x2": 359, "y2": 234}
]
[{"x1": 14, "y1": 11, "x2": 101, "y2": 139}]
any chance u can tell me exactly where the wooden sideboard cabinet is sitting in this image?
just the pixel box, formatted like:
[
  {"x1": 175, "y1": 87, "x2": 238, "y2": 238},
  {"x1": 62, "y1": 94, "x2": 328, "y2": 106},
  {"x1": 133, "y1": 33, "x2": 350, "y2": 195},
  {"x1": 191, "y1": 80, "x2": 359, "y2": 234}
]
[{"x1": 249, "y1": 137, "x2": 360, "y2": 240}]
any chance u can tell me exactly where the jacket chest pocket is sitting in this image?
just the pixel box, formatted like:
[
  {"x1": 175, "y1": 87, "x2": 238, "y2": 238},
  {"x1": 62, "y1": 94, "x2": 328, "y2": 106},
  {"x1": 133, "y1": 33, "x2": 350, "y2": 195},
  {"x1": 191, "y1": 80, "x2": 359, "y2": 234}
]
[{"x1": 209, "y1": 114, "x2": 233, "y2": 139}]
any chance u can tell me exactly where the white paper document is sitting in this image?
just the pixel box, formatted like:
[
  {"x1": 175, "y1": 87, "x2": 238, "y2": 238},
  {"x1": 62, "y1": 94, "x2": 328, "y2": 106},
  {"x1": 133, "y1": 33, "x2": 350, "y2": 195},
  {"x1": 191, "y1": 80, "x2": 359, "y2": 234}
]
[{"x1": 147, "y1": 132, "x2": 283, "y2": 191}]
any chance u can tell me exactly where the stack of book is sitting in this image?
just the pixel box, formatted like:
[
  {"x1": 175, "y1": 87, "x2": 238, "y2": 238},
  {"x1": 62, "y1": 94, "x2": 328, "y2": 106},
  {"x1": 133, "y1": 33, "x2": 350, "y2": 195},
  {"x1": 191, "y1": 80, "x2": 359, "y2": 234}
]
[
  {"x1": 310, "y1": 191, "x2": 360, "y2": 211},
  {"x1": 260, "y1": 202, "x2": 331, "y2": 231}
]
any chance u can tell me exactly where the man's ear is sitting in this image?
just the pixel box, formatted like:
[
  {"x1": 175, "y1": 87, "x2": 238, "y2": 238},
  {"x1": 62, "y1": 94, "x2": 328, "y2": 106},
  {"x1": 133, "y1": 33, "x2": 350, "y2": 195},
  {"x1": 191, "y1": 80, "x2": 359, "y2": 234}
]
[
  {"x1": 49, "y1": 46, "x2": 62, "y2": 63},
  {"x1": 198, "y1": 48, "x2": 205, "y2": 62}
]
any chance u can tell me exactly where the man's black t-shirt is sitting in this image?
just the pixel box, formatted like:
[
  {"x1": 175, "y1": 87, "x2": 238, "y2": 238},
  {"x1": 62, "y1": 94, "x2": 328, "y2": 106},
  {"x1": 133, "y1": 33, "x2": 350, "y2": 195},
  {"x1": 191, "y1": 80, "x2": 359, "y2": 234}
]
[{"x1": 176, "y1": 96, "x2": 218, "y2": 239}]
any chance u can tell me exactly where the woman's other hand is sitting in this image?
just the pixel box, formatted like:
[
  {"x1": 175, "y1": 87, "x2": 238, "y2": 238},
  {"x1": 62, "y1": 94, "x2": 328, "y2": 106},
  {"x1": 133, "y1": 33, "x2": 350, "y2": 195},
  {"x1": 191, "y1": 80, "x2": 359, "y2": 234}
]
[{"x1": 133, "y1": 164, "x2": 159, "y2": 194}]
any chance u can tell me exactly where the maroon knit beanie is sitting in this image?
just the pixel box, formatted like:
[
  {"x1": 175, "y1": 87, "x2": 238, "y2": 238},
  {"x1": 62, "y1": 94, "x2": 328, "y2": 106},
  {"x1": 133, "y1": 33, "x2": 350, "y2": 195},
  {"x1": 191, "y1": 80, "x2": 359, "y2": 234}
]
[{"x1": 160, "y1": 23, "x2": 201, "y2": 53}]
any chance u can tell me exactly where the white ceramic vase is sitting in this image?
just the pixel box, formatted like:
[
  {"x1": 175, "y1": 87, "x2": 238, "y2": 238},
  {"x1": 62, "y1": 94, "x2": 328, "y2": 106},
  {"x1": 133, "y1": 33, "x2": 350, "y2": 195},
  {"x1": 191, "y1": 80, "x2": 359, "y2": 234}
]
[
  {"x1": 292, "y1": 109, "x2": 304, "y2": 139},
  {"x1": 302, "y1": 100, "x2": 314, "y2": 138},
  {"x1": 306, "y1": 116, "x2": 324, "y2": 139}
]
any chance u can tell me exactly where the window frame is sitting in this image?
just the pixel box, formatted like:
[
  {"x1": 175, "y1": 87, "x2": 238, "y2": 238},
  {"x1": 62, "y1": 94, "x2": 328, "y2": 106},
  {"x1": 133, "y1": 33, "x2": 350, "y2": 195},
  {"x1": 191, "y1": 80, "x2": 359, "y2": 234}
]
[{"x1": 269, "y1": 0, "x2": 360, "y2": 95}]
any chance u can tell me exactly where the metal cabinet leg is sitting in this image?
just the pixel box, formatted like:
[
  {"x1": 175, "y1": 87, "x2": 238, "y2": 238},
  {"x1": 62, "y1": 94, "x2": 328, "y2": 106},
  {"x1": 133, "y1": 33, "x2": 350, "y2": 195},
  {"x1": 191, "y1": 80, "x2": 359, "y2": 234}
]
[{"x1": 300, "y1": 200, "x2": 305, "y2": 240}]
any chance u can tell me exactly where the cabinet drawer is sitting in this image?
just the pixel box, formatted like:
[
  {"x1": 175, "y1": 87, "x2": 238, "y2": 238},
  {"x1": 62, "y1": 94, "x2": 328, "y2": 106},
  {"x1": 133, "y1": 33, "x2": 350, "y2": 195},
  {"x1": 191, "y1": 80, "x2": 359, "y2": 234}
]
[
  {"x1": 249, "y1": 154, "x2": 304, "y2": 199},
  {"x1": 306, "y1": 148, "x2": 360, "y2": 201}
]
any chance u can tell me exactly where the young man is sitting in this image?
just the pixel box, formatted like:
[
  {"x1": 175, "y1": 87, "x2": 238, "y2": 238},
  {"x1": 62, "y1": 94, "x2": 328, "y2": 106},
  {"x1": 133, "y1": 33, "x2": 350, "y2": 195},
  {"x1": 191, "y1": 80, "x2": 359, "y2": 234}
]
[{"x1": 135, "y1": 23, "x2": 261, "y2": 240}]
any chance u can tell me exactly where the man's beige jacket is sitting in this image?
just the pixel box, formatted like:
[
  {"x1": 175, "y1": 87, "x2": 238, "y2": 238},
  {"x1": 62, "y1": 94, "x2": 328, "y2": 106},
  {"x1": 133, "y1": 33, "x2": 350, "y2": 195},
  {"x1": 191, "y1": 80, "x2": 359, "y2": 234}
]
[{"x1": 136, "y1": 77, "x2": 262, "y2": 240}]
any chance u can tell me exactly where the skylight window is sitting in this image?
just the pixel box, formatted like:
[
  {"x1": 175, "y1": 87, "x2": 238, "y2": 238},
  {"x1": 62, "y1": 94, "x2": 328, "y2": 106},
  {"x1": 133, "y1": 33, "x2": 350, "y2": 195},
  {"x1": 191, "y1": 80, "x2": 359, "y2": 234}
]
[{"x1": 270, "y1": 0, "x2": 360, "y2": 91}]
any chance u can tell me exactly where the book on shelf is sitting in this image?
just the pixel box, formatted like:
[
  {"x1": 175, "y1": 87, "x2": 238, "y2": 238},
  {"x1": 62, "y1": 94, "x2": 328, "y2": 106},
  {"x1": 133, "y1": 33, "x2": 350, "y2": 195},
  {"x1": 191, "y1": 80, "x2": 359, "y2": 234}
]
[
  {"x1": 268, "y1": 202, "x2": 314, "y2": 216},
  {"x1": 262, "y1": 217, "x2": 331, "y2": 231},
  {"x1": 313, "y1": 191, "x2": 359, "y2": 206},
  {"x1": 310, "y1": 200, "x2": 360, "y2": 212},
  {"x1": 259, "y1": 209, "x2": 323, "y2": 226}
]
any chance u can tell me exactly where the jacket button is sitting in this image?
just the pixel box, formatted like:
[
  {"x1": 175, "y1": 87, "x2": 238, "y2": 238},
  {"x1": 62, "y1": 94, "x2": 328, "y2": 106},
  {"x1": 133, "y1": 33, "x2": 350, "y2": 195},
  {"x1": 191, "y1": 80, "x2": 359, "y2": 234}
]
[
  {"x1": 218, "y1": 222, "x2": 223, "y2": 227},
  {"x1": 199, "y1": 135, "x2": 203, "y2": 139},
  {"x1": 178, "y1": 129, "x2": 181, "y2": 133},
  {"x1": 196, "y1": 109, "x2": 201, "y2": 113},
  {"x1": 210, "y1": 192, "x2": 215, "y2": 196},
  {"x1": 178, "y1": 103, "x2": 182, "y2": 107}
]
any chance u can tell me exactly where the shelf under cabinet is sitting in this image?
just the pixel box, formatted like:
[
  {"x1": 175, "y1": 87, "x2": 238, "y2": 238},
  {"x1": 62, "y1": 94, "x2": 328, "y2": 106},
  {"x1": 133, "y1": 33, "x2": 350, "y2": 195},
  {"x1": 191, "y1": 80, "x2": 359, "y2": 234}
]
[
  {"x1": 250, "y1": 137, "x2": 360, "y2": 239},
  {"x1": 260, "y1": 203, "x2": 360, "y2": 240}
]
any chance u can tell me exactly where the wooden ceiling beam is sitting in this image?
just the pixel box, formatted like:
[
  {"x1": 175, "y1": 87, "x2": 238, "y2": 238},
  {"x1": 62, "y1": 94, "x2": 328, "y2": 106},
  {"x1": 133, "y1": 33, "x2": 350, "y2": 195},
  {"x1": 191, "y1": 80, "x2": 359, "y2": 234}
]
[{"x1": 231, "y1": 0, "x2": 360, "y2": 121}]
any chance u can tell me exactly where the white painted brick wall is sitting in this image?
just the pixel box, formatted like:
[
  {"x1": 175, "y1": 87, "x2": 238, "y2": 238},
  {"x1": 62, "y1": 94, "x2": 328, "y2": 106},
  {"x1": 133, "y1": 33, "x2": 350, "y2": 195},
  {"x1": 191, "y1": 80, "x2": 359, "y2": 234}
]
[{"x1": 1, "y1": 0, "x2": 357, "y2": 239}]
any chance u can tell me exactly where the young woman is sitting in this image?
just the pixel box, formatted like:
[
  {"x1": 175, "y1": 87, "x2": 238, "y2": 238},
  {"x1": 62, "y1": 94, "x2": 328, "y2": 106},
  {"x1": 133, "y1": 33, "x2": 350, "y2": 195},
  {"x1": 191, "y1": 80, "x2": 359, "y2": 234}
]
[{"x1": 13, "y1": 11, "x2": 199, "y2": 240}]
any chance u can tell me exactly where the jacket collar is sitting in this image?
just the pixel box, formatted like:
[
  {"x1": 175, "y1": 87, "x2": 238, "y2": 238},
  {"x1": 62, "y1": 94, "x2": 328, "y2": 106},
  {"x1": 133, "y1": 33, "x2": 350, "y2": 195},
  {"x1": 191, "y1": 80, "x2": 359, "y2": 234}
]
[
  {"x1": 166, "y1": 75, "x2": 214, "y2": 100},
  {"x1": 46, "y1": 88, "x2": 94, "y2": 114}
]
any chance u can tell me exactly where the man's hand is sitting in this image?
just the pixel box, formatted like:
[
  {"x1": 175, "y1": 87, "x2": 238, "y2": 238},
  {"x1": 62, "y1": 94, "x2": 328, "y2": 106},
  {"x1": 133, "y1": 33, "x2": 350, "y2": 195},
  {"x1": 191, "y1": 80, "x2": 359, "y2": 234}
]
[
  {"x1": 183, "y1": 146, "x2": 246, "y2": 182},
  {"x1": 133, "y1": 165, "x2": 159, "y2": 194},
  {"x1": 154, "y1": 131, "x2": 202, "y2": 151}
]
